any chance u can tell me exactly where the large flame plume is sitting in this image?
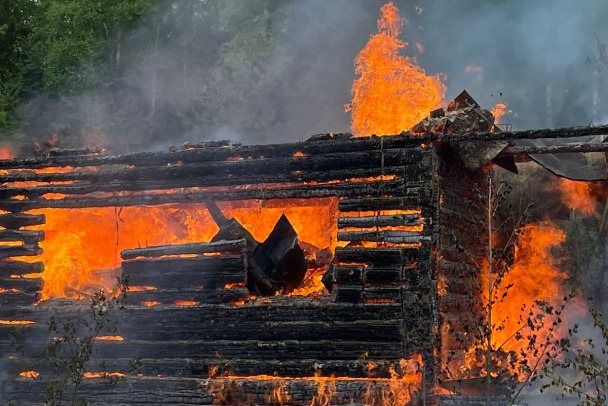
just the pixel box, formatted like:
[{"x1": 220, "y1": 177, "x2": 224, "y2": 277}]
[
  {"x1": 346, "y1": 2, "x2": 445, "y2": 136},
  {"x1": 469, "y1": 222, "x2": 572, "y2": 379}
]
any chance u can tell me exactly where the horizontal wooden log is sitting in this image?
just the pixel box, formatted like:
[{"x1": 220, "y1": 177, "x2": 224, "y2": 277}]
[
  {"x1": 0, "y1": 245, "x2": 42, "y2": 260},
  {"x1": 121, "y1": 239, "x2": 246, "y2": 260},
  {"x1": 362, "y1": 286, "x2": 404, "y2": 302},
  {"x1": 0, "y1": 375, "x2": 425, "y2": 405},
  {"x1": 338, "y1": 214, "x2": 421, "y2": 229},
  {"x1": 2, "y1": 123, "x2": 603, "y2": 174},
  {"x1": 122, "y1": 255, "x2": 247, "y2": 290},
  {"x1": 0, "y1": 149, "x2": 410, "y2": 184},
  {"x1": 0, "y1": 166, "x2": 409, "y2": 200},
  {"x1": 334, "y1": 247, "x2": 419, "y2": 267},
  {"x1": 2, "y1": 357, "x2": 399, "y2": 380},
  {"x1": 0, "y1": 213, "x2": 45, "y2": 229},
  {"x1": 501, "y1": 142, "x2": 608, "y2": 156},
  {"x1": 339, "y1": 197, "x2": 429, "y2": 212},
  {"x1": 333, "y1": 266, "x2": 364, "y2": 285},
  {"x1": 337, "y1": 230, "x2": 430, "y2": 243},
  {"x1": 0, "y1": 230, "x2": 44, "y2": 245},
  {"x1": 71, "y1": 340, "x2": 408, "y2": 361},
  {"x1": 0, "y1": 277, "x2": 42, "y2": 294},
  {"x1": 333, "y1": 285, "x2": 363, "y2": 303},
  {"x1": 0, "y1": 137, "x2": 430, "y2": 170},
  {"x1": 33, "y1": 298, "x2": 405, "y2": 323},
  {"x1": 364, "y1": 267, "x2": 415, "y2": 285},
  {"x1": 0, "y1": 261, "x2": 44, "y2": 275},
  {"x1": 88, "y1": 320, "x2": 405, "y2": 342},
  {"x1": 0, "y1": 290, "x2": 38, "y2": 307},
  {"x1": 0, "y1": 179, "x2": 406, "y2": 211},
  {"x1": 123, "y1": 288, "x2": 249, "y2": 305}
]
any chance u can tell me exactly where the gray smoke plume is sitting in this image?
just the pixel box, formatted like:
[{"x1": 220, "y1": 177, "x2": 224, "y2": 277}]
[{"x1": 17, "y1": 0, "x2": 608, "y2": 154}]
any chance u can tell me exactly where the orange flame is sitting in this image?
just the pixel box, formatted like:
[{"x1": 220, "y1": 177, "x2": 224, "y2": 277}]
[
  {"x1": 347, "y1": 2, "x2": 445, "y2": 136},
  {"x1": 0, "y1": 320, "x2": 35, "y2": 325},
  {"x1": 0, "y1": 147, "x2": 14, "y2": 159},
  {"x1": 83, "y1": 372, "x2": 125, "y2": 379},
  {"x1": 175, "y1": 300, "x2": 200, "y2": 306},
  {"x1": 95, "y1": 336, "x2": 124, "y2": 341},
  {"x1": 142, "y1": 301, "x2": 161, "y2": 307},
  {"x1": 19, "y1": 371, "x2": 39, "y2": 378},
  {"x1": 556, "y1": 178, "x2": 597, "y2": 216},
  {"x1": 464, "y1": 222, "x2": 575, "y2": 379},
  {"x1": 491, "y1": 103, "x2": 508, "y2": 125}
]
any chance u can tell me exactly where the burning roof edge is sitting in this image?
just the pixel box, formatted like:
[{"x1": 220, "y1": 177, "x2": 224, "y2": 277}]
[{"x1": 1, "y1": 123, "x2": 608, "y2": 171}]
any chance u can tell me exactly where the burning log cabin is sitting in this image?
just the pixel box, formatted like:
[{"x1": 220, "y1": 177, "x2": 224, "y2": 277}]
[{"x1": 1, "y1": 120, "x2": 608, "y2": 406}]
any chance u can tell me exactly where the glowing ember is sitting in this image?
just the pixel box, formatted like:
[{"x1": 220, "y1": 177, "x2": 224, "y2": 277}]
[
  {"x1": 142, "y1": 301, "x2": 161, "y2": 307},
  {"x1": 95, "y1": 336, "x2": 124, "y2": 341},
  {"x1": 83, "y1": 372, "x2": 125, "y2": 379},
  {"x1": 0, "y1": 320, "x2": 35, "y2": 325},
  {"x1": 174, "y1": 300, "x2": 200, "y2": 306},
  {"x1": 346, "y1": 2, "x2": 445, "y2": 136},
  {"x1": 19, "y1": 371, "x2": 39, "y2": 378},
  {"x1": 127, "y1": 286, "x2": 157, "y2": 292},
  {"x1": 556, "y1": 178, "x2": 598, "y2": 216}
]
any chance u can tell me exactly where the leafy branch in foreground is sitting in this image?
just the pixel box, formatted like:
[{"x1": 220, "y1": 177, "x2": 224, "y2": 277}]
[
  {"x1": 41, "y1": 274, "x2": 128, "y2": 406},
  {"x1": 540, "y1": 306, "x2": 608, "y2": 406}
]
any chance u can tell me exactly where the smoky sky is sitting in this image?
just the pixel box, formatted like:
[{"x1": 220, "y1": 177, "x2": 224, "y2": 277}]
[{"x1": 18, "y1": 0, "x2": 608, "y2": 153}]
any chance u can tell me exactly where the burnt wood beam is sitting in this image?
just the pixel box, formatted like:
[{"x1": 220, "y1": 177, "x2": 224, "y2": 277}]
[
  {"x1": 500, "y1": 142, "x2": 608, "y2": 156},
  {"x1": 0, "y1": 179, "x2": 405, "y2": 211},
  {"x1": 120, "y1": 239, "x2": 246, "y2": 260},
  {"x1": 334, "y1": 247, "x2": 420, "y2": 266},
  {"x1": 122, "y1": 288, "x2": 250, "y2": 305},
  {"x1": 1, "y1": 376, "x2": 424, "y2": 405},
  {"x1": 0, "y1": 149, "x2": 412, "y2": 183},
  {"x1": 338, "y1": 197, "x2": 429, "y2": 212},
  {"x1": 0, "y1": 230, "x2": 44, "y2": 245},
  {"x1": 3, "y1": 357, "x2": 399, "y2": 379},
  {"x1": 338, "y1": 214, "x2": 421, "y2": 229},
  {"x1": 0, "y1": 245, "x2": 42, "y2": 260},
  {"x1": 0, "y1": 166, "x2": 408, "y2": 198},
  {"x1": 0, "y1": 277, "x2": 42, "y2": 294},
  {"x1": 0, "y1": 214, "x2": 45, "y2": 229},
  {"x1": 337, "y1": 230, "x2": 430, "y2": 243},
  {"x1": 0, "y1": 261, "x2": 44, "y2": 276},
  {"x1": 0, "y1": 138, "x2": 430, "y2": 170},
  {"x1": 122, "y1": 255, "x2": 247, "y2": 290},
  {"x1": 0, "y1": 123, "x2": 606, "y2": 172}
]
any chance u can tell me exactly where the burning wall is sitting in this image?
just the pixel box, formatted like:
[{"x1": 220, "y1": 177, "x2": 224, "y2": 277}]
[{"x1": 0, "y1": 134, "x2": 437, "y2": 405}]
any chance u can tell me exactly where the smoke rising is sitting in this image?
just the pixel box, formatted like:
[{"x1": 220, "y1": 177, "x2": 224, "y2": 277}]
[{"x1": 16, "y1": 0, "x2": 608, "y2": 154}]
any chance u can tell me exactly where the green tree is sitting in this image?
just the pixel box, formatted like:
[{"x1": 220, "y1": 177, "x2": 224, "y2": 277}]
[
  {"x1": 0, "y1": 0, "x2": 36, "y2": 129},
  {"x1": 24, "y1": 0, "x2": 149, "y2": 95}
]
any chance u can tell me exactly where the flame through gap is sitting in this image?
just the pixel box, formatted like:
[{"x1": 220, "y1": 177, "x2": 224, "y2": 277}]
[
  {"x1": 21, "y1": 198, "x2": 336, "y2": 300},
  {"x1": 347, "y1": 2, "x2": 445, "y2": 136}
]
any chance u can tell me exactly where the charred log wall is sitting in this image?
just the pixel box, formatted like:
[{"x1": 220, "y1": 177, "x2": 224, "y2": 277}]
[
  {"x1": 0, "y1": 136, "x2": 438, "y2": 406},
  {"x1": 436, "y1": 144, "x2": 487, "y2": 378}
]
